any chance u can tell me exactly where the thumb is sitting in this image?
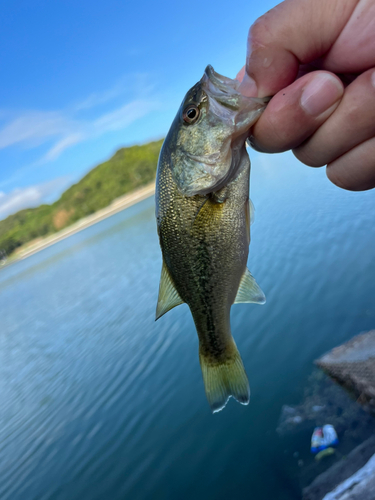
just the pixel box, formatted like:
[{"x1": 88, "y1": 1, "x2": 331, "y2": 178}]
[{"x1": 238, "y1": 0, "x2": 357, "y2": 98}]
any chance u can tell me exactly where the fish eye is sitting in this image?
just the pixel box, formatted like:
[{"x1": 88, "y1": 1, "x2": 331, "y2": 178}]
[{"x1": 183, "y1": 104, "x2": 200, "y2": 124}]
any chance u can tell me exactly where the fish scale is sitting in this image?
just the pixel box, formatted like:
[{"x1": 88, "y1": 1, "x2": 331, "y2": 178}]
[{"x1": 155, "y1": 66, "x2": 268, "y2": 412}]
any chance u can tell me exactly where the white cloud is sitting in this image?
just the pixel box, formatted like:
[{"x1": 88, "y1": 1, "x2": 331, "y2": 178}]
[
  {"x1": 92, "y1": 99, "x2": 157, "y2": 133},
  {"x1": 42, "y1": 133, "x2": 85, "y2": 162},
  {"x1": 0, "y1": 177, "x2": 71, "y2": 220},
  {"x1": 43, "y1": 99, "x2": 159, "y2": 162},
  {"x1": 0, "y1": 111, "x2": 78, "y2": 149},
  {"x1": 0, "y1": 75, "x2": 160, "y2": 161},
  {"x1": 74, "y1": 80, "x2": 129, "y2": 111}
]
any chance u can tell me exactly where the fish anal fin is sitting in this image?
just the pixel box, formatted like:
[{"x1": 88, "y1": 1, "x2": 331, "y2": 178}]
[
  {"x1": 234, "y1": 267, "x2": 266, "y2": 305},
  {"x1": 199, "y1": 339, "x2": 250, "y2": 413},
  {"x1": 155, "y1": 260, "x2": 184, "y2": 320}
]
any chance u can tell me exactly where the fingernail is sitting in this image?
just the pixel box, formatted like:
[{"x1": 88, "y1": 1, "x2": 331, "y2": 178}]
[
  {"x1": 300, "y1": 74, "x2": 343, "y2": 116},
  {"x1": 238, "y1": 72, "x2": 258, "y2": 97}
]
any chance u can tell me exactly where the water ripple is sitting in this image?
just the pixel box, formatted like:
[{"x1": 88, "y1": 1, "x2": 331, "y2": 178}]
[{"x1": 0, "y1": 160, "x2": 374, "y2": 500}]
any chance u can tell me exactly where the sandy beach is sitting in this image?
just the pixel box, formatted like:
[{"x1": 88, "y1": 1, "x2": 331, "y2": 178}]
[{"x1": 7, "y1": 182, "x2": 155, "y2": 265}]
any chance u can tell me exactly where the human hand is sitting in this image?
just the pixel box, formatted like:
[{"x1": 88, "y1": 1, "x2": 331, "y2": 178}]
[{"x1": 237, "y1": 0, "x2": 375, "y2": 191}]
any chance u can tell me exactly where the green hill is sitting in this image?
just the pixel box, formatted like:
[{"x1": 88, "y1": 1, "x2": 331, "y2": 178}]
[{"x1": 0, "y1": 138, "x2": 163, "y2": 257}]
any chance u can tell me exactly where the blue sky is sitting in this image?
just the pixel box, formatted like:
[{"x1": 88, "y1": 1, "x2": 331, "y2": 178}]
[{"x1": 0, "y1": 0, "x2": 279, "y2": 220}]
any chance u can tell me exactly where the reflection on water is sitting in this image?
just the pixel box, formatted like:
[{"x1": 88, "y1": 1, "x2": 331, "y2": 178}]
[{"x1": 0, "y1": 152, "x2": 374, "y2": 500}]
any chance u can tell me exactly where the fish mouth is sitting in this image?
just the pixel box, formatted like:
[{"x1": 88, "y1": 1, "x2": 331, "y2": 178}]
[
  {"x1": 201, "y1": 65, "x2": 243, "y2": 111},
  {"x1": 201, "y1": 65, "x2": 268, "y2": 114},
  {"x1": 204, "y1": 65, "x2": 241, "y2": 93}
]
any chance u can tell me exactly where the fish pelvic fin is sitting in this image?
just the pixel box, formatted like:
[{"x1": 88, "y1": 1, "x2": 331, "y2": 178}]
[
  {"x1": 234, "y1": 268, "x2": 266, "y2": 305},
  {"x1": 199, "y1": 339, "x2": 250, "y2": 413},
  {"x1": 155, "y1": 260, "x2": 184, "y2": 320}
]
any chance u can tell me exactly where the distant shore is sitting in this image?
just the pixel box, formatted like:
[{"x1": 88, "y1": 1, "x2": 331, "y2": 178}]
[{"x1": 3, "y1": 182, "x2": 155, "y2": 266}]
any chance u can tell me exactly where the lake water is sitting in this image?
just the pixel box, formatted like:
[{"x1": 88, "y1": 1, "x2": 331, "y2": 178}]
[{"x1": 1, "y1": 152, "x2": 374, "y2": 500}]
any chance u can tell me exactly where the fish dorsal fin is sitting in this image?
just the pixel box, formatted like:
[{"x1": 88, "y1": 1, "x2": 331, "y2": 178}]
[
  {"x1": 234, "y1": 268, "x2": 266, "y2": 305},
  {"x1": 155, "y1": 260, "x2": 184, "y2": 320}
]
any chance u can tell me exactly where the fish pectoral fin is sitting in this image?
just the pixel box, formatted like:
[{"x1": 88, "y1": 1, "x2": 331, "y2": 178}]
[
  {"x1": 234, "y1": 268, "x2": 266, "y2": 305},
  {"x1": 244, "y1": 198, "x2": 255, "y2": 245},
  {"x1": 193, "y1": 198, "x2": 209, "y2": 225},
  {"x1": 249, "y1": 198, "x2": 255, "y2": 226},
  {"x1": 155, "y1": 260, "x2": 184, "y2": 320},
  {"x1": 211, "y1": 185, "x2": 229, "y2": 204}
]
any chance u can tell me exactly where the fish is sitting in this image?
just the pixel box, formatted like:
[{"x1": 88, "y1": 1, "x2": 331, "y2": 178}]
[{"x1": 155, "y1": 65, "x2": 268, "y2": 413}]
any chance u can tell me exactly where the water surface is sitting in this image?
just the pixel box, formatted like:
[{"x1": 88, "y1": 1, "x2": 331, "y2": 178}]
[{"x1": 1, "y1": 152, "x2": 374, "y2": 499}]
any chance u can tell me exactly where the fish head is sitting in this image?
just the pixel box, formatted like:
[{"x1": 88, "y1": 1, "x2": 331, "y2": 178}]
[{"x1": 164, "y1": 65, "x2": 267, "y2": 196}]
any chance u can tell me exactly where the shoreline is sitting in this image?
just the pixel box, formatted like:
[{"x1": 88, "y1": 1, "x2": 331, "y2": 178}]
[{"x1": 2, "y1": 182, "x2": 155, "y2": 267}]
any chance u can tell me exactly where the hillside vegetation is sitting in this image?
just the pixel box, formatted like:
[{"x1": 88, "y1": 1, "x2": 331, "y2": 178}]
[{"x1": 0, "y1": 139, "x2": 163, "y2": 257}]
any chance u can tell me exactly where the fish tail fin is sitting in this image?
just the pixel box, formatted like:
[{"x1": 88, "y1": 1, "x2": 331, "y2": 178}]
[{"x1": 199, "y1": 339, "x2": 250, "y2": 413}]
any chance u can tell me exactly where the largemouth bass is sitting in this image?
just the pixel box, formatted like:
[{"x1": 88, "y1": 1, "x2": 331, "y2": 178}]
[{"x1": 155, "y1": 66, "x2": 267, "y2": 413}]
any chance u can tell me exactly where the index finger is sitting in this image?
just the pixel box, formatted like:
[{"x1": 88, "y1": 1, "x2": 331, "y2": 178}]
[{"x1": 240, "y1": 0, "x2": 358, "y2": 97}]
